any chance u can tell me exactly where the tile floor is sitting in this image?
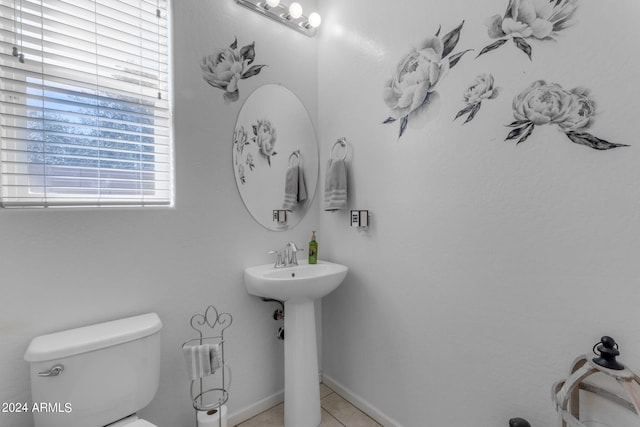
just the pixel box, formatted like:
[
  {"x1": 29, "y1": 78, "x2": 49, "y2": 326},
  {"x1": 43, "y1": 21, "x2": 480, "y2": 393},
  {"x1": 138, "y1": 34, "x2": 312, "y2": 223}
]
[{"x1": 235, "y1": 383, "x2": 382, "y2": 427}]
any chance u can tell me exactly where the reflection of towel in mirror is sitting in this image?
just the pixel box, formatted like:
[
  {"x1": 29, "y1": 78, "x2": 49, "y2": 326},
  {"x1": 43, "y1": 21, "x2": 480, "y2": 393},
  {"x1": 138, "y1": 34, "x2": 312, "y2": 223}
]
[
  {"x1": 283, "y1": 165, "x2": 307, "y2": 210},
  {"x1": 323, "y1": 159, "x2": 347, "y2": 211},
  {"x1": 183, "y1": 343, "x2": 222, "y2": 380},
  {"x1": 298, "y1": 165, "x2": 307, "y2": 203}
]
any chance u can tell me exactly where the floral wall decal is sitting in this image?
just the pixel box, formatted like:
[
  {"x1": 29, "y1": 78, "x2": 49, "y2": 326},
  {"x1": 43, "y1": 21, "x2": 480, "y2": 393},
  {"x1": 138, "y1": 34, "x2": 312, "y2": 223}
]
[
  {"x1": 454, "y1": 73, "x2": 500, "y2": 124},
  {"x1": 233, "y1": 119, "x2": 278, "y2": 183},
  {"x1": 383, "y1": 21, "x2": 472, "y2": 138},
  {"x1": 201, "y1": 37, "x2": 267, "y2": 103},
  {"x1": 478, "y1": 0, "x2": 578, "y2": 60},
  {"x1": 505, "y1": 80, "x2": 628, "y2": 150}
]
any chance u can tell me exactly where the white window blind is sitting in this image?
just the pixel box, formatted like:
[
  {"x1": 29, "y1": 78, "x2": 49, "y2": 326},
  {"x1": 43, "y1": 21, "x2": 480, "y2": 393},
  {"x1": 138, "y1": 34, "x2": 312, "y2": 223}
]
[{"x1": 0, "y1": 0, "x2": 172, "y2": 207}]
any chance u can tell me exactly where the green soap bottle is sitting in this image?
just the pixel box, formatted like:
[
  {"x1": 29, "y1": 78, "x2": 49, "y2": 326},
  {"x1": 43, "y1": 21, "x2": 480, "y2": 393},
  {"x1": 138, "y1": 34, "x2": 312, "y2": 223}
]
[{"x1": 308, "y1": 231, "x2": 318, "y2": 264}]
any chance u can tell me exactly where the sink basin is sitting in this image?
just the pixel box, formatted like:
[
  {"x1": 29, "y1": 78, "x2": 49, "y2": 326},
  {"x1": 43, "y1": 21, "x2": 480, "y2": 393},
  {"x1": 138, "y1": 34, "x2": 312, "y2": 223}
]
[
  {"x1": 243, "y1": 260, "x2": 348, "y2": 427},
  {"x1": 244, "y1": 260, "x2": 348, "y2": 302}
]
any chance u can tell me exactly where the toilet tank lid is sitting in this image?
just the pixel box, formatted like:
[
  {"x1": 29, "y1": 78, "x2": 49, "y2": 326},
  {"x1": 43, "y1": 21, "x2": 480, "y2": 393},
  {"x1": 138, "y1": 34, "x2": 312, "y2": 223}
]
[{"x1": 24, "y1": 313, "x2": 162, "y2": 362}]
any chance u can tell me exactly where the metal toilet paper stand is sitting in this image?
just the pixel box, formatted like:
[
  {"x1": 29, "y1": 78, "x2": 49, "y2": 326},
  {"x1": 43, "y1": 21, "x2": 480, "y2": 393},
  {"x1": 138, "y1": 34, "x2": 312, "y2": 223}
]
[
  {"x1": 183, "y1": 305, "x2": 233, "y2": 427},
  {"x1": 552, "y1": 336, "x2": 640, "y2": 427}
]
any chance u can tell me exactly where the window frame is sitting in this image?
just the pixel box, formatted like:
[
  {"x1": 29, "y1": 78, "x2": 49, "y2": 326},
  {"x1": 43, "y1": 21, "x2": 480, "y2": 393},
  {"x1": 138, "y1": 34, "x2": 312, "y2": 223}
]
[{"x1": 0, "y1": 0, "x2": 174, "y2": 208}]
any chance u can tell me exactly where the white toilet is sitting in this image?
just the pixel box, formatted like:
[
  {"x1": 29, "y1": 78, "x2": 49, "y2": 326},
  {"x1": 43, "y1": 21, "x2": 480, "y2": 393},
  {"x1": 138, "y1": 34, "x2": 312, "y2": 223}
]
[{"x1": 24, "y1": 312, "x2": 162, "y2": 427}]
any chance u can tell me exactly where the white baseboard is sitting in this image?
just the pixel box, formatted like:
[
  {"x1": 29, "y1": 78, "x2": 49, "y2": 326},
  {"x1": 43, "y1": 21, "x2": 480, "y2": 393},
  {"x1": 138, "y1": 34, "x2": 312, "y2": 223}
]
[
  {"x1": 227, "y1": 389, "x2": 284, "y2": 426},
  {"x1": 227, "y1": 376, "x2": 402, "y2": 427},
  {"x1": 321, "y1": 374, "x2": 403, "y2": 427}
]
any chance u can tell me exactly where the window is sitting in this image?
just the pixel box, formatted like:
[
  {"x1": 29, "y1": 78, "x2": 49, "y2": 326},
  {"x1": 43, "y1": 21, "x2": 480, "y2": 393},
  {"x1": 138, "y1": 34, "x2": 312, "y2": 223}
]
[{"x1": 0, "y1": 0, "x2": 172, "y2": 207}]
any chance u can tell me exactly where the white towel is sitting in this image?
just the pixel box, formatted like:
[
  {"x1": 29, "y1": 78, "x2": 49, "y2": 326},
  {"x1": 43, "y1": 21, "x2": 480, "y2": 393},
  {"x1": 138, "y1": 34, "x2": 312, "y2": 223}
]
[
  {"x1": 282, "y1": 165, "x2": 307, "y2": 210},
  {"x1": 323, "y1": 158, "x2": 347, "y2": 211},
  {"x1": 183, "y1": 344, "x2": 222, "y2": 380}
]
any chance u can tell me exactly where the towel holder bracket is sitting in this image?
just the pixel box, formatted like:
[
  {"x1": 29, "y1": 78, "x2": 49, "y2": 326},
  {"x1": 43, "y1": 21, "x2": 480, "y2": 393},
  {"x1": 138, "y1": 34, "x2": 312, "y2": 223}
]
[
  {"x1": 288, "y1": 150, "x2": 301, "y2": 167},
  {"x1": 330, "y1": 138, "x2": 348, "y2": 160}
]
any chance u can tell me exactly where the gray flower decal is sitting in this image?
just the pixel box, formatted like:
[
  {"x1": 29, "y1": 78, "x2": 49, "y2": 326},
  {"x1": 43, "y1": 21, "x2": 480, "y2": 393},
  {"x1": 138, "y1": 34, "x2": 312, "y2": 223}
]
[
  {"x1": 383, "y1": 21, "x2": 472, "y2": 138},
  {"x1": 478, "y1": 0, "x2": 578, "y2": 60},
  {"x1": 201, "y1": 37, "x2": 267, "y2": 103},
  {"x1": 454, "y1": 73, "x2": 500, "y2": 124},
  {"x1": 506, "y1": 81, "x2": 628, "y2": 150}
]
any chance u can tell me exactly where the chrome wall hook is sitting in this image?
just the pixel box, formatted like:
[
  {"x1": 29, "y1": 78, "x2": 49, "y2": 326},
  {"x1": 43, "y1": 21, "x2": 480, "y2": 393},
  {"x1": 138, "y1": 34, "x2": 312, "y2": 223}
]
[{"x1": 330, "y1": 138, "x2": 348, "y2": 160}]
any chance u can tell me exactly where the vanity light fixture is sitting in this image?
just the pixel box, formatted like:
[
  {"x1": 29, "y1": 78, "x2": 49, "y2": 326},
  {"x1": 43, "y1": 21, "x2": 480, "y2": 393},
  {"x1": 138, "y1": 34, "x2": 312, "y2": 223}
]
[
  {"x1": 235, "y1": 0, "x2": 321, "y2": 37},
  {"x1": 286, "y1": 2, "x2": 303, "y2": 19},
  {"x1": 305, "y1": 12, "x2": 322, "y2": 29}
]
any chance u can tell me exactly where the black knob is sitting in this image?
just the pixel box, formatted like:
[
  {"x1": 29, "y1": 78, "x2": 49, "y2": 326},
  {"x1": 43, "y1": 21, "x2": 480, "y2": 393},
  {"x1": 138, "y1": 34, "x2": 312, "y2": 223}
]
[
  {"x1": 592, "y1": 336, "x2": 624, "y2": 370},
  {"x1": 509, "y1": 418, "x2": 531, "y2": 427}
]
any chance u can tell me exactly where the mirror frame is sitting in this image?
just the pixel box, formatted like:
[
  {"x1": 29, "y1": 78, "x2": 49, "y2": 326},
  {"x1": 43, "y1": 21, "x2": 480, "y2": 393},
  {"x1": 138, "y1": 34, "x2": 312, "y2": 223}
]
[{"x1": 232, "y1": 84, "x2": 319, "y2": 231}]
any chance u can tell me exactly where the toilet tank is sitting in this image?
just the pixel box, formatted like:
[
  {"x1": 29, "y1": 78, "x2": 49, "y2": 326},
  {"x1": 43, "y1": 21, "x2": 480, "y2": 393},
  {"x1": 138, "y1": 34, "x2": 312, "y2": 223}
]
[{"x1": 24, "y1": 313, "x2": 162, "y2": 427}]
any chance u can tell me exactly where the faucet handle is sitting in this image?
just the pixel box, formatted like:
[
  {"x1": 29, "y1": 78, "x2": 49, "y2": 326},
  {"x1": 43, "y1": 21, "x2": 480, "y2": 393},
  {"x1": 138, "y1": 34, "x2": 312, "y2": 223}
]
[
  {"x1": 284, "y1": 241, "x2": 299, "y2": 251},
  {"x1": 268, "y1": 250, "x2": 285, "y2": 268}
]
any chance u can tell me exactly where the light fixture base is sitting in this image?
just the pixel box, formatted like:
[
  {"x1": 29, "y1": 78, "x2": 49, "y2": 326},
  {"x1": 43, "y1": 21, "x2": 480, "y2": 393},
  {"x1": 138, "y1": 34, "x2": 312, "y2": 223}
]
[{"x1": 235, "y1": 0, "x2": 318, "y2": 37}]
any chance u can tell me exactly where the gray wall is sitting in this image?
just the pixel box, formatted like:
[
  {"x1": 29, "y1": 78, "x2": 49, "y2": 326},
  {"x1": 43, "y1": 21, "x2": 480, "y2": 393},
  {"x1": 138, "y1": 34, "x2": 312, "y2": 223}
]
[
  {"x1": 318, "y1": 0, "x2": 640, "y2": 426},
  {"x1": 0, "y1": 1, "x2": 319, "y2": 426}
]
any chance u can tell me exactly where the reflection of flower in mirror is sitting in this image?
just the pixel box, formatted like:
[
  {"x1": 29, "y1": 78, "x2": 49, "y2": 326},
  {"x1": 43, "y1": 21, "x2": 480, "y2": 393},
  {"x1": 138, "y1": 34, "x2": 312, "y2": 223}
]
[
  {"x1": 252, "y1": 120, "x2": 277, "y2": 166},
  {"x1": 454, "y1": 73, "x2": 500, "y2": 124},
  {"x1": 237, "y1": 163, "x2": 246, "y2": 184},
  {"x1": 232, "y1": 120, "x2": 278, "y2": 184},
  {"x1": 245, "y1": 153, "x2": 255, "y2": 171},
  {"x1": 506, "y1": 80, "x2": 628, "y2": 150},
  {"x1": 478, "y1": 0, "x2": 578, "y2": 60},
  {"x1": 201, "y1": 37, "x2": 267, "y2": 103},
  {"x1": 234, "y1": 126, "x2": 249, "y2": 166},
  {"x1": 234, "y1": 126, "x2": 251, "y2": 184}
]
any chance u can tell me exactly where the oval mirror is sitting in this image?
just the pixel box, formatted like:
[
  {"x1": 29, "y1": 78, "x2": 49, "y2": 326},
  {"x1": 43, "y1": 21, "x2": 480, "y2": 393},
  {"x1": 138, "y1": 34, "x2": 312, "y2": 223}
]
[{"x1": 232, "y1": 84, "x2": 319, "y2": 230}]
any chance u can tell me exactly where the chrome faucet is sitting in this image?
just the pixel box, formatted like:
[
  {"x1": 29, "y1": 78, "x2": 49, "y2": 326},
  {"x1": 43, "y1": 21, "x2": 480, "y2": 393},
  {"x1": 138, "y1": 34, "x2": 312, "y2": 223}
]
[
  {"x1": 269, "y1": 242, "x2": 304, "y2": 268},
  {"x1": 268, "y1": 250, "x2": 286, "y2": 268},
  {"x1": 283, "y1": 241, "x2": 303, "y2": 267}
]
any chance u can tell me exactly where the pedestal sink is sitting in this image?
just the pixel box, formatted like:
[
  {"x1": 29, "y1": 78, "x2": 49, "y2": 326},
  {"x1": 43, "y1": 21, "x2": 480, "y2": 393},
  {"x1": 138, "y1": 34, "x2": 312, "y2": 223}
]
[{"x1": 244, "y1": 260, "x2": 348, "y2": 427}]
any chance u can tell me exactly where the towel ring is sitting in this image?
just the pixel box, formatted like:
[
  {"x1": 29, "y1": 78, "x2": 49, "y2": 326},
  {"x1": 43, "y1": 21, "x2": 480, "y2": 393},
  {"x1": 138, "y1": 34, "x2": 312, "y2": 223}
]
[
  {"x1": 330, "y1": 138, "x2": 348, "y2": 160},
  {"x1": 288, "y1": 150, "x2": 301, "y2": 167}
]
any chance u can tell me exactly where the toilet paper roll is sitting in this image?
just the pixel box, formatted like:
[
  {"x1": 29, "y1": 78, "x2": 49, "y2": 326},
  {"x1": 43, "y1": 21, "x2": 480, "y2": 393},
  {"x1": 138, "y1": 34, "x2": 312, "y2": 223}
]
[{"x1": 196, "y1": 405, "x2": 227, "y2": 427}]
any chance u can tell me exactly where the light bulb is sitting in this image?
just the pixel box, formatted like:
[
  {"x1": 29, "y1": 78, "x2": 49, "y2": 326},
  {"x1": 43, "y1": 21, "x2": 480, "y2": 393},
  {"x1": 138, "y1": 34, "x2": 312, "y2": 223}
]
[
  {"x1": 307, "y1": 12, "x2": 321, "y2": 28},
  {"x1": 266, "y1": 0, "x2": 280, "y2": 7},
  {"x1": 288, "y1": 2, "x2": 303, "y2": 19}
]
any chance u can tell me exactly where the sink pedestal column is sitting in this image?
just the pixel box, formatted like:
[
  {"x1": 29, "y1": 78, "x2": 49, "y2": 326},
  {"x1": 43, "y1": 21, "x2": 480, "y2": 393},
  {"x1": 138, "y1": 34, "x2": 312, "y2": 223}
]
[{"x1": 284, "y1": 299, "x2": 321, "y2": 427}]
